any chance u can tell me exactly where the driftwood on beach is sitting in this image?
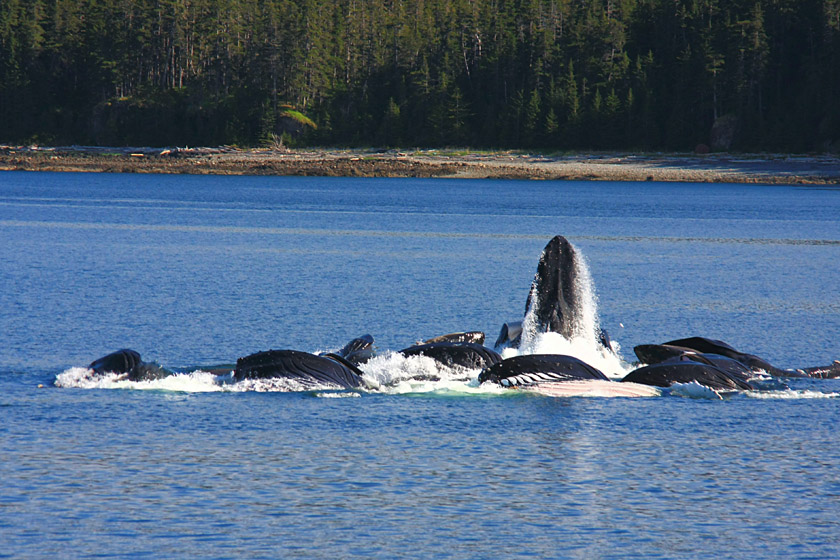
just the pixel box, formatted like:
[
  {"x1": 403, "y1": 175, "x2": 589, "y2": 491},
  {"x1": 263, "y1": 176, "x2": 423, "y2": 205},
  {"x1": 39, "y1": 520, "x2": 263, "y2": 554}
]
[{"x1": 1, "y1": 146, "x2": 839, "y2": 185}]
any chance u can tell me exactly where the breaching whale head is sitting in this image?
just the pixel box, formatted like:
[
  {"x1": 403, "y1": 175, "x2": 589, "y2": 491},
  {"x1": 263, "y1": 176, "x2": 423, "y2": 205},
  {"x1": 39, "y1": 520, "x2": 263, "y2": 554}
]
[
  {"x1": 525, "y1": 235, "x2": 580, "y2": 339},
  {"x1": 497, "y1": 235, "x2": 604, "y2": 350}
]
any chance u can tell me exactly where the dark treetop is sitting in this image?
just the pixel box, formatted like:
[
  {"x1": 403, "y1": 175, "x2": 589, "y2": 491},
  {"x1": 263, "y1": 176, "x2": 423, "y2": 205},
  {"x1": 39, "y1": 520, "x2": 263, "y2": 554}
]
[{"x1": 2, "y1": 0, "x2": 839, "y2": 152}]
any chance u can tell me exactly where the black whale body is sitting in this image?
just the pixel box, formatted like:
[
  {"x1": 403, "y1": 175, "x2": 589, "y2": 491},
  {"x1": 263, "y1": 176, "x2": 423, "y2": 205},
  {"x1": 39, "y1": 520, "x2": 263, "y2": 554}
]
[
  {"x1": 479, "y1": 354, "x2": 609, "y2": 386},
  {"x1": 621, "y1": 356, "x2": 755, "y2": 391},
  {"x1": 662, "y1": 337, "x2": 790, "y2": 377},
  {"x1": 495, "y1": 235, "x2": 612, "y2": 353},
  {"x1": 636, "y1": 338, "x2": 840, "y2": 379},
  {"x1": 88, "y1": 349, "x2": 171, "y2": 381},
  {"x1": 333, "y1": 334, "x2": 376, "y2": 365},
  {"x1": 525, "y1": 235, "x2": 580, "y2": 340},
  {"x1": 234, "y1": 349, "x2": 367, "y2": 389},
  {"x1": 634, "y1": 344, "x2": 755, "y2": 382},
  {"x1": 399, "y1": 342, "x2": 502, "y2": 370}
]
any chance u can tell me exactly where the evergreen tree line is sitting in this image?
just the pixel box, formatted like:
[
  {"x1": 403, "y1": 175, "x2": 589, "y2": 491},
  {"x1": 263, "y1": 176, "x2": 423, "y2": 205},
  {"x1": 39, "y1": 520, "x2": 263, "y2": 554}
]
[{"x1": 2, "y1": 0, "x2": 839, "y2": 151}]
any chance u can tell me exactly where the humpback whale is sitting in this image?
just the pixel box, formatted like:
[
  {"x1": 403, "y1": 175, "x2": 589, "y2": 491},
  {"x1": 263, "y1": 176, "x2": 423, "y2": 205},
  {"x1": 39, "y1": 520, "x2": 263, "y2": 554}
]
[
  {"x1": 89, "y1": 349, "x2": 142, "y2": 376},
  {"x1": 635, "y1": 338, "x2": 840, "y2": 379},
  {"x1": 399, "y1": 342, "x2": 502, "y2": 370},
  {"x1": 234, "y1": 349, "x2": 369, "y2": 389},
  {"x1": 495, "y1": 235, "x2": 610, "y2": 352},
  {"x1": 660, "y1": 337, "x2": 789, "y2": 377},
  {"x1": 84, "y1": 334, "x2": 377, "y2": 389},
  {"x1": 799, "y1": 361, "x2": 840, "y2": 379},
  {"x1": 634, "y1": 344, "x2": 755, "y2": 380},
  {"x1": 88, "y1": 349, "x2": 171, "y2": 381},
  {"x1": 479, "y1": 354, "x2": 609, "y2": 386},
  {"x1": 479, "y1": 354, "x2": 660, "y2": 397},
  {"x1": 494, "y1": 322, "x2": 523, "y2": 349},
  {"x1": 525, "y1": 235, "x2": 583, "y2": 340},
  {"x1": 323, "y1": 334, "x2": 376, "y2": 366},
  {"x1": 621, "y1": 356, "x2": 755, "y2": 391}
]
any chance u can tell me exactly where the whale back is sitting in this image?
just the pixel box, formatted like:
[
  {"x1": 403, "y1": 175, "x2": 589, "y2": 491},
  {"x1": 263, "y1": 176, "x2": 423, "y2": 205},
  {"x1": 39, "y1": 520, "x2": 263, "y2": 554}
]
[
  {"x1": 663, "y1": 336, "x2": 784, "y2": 375},
  {"x1": 479, "y1": 354, "x2": 609, "y2": 386}
]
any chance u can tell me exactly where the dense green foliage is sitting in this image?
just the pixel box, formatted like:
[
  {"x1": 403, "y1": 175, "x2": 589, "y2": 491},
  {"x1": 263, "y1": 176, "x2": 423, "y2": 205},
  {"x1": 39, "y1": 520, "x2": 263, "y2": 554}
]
[{"x1": 2, "y1": 0, "x2": 839, "y2": 150}]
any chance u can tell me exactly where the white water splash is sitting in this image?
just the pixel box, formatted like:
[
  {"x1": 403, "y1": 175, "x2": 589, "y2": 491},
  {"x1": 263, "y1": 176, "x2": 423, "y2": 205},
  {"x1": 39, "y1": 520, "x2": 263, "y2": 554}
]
[
  {"x1": 667, "y1": 381, "x2": 724, "y2": 399},
  {"x1": 55, "y1": 367, "x2": 231, "y2": 392},
  {"x1": 745, "y1": 389, "x2": 840, "y2": 399},
  {"x1": 315, "y1": 392, "x2": 362, "y2": 398},
  {"x1": 570, "y1": 247, "x2": 601, "y2": 344},
  {"x1": 359, "y1": 352, "x2": 506, "y2": 395},
  {"x1": 54, "y1": 354, "x2": 506, "y2": 396}
]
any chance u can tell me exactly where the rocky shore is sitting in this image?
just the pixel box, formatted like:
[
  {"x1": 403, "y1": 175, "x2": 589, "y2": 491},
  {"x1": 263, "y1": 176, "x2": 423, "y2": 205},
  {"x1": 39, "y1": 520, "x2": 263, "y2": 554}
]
[{"x1": 1, "y1": 146, "x2": 839, "y2": 184}]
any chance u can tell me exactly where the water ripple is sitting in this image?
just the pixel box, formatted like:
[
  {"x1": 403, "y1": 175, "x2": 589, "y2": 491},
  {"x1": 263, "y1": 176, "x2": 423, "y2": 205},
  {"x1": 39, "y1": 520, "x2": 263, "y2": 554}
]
[{"x1": 3, "y1": 220, "x2": 839, "y2": 245}]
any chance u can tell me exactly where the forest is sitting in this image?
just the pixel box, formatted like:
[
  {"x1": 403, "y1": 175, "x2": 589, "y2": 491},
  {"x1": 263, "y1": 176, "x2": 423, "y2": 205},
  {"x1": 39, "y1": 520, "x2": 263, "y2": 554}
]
[{"x1": 1, "y1": 0, "x2": 839, "y2": 151}]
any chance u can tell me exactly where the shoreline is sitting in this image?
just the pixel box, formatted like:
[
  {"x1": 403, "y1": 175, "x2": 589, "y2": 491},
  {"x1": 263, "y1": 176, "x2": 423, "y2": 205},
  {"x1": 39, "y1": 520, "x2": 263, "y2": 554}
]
[{"x1": 1, "y1": 146, "x2": 839, "y2": 184}]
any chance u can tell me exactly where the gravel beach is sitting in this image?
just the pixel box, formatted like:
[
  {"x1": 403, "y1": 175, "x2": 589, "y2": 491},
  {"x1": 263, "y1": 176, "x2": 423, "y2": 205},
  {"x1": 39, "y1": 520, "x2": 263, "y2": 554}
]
[{"x1": 2, "y1": 146, "x2": 839, "y2": 184}]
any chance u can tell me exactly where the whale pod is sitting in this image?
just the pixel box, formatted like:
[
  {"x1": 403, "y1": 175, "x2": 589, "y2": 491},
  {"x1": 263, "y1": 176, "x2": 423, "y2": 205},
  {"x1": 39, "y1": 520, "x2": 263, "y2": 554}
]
[{"x1": 479, "y1": 354, "x2": 609, "y2": 386}]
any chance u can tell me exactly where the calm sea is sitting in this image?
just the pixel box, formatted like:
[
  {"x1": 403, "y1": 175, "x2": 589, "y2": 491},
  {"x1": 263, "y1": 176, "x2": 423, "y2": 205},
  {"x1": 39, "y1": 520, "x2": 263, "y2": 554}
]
[{"x1": 2, "y1": 171, "x2": 840, "y2": 559}]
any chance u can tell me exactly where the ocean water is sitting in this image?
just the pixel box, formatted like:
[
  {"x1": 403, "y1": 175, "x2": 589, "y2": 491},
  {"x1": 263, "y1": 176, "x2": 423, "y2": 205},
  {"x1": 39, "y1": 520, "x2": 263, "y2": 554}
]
[{"x1": 2, "y1": 171, "x2": 840, "y2": 558}]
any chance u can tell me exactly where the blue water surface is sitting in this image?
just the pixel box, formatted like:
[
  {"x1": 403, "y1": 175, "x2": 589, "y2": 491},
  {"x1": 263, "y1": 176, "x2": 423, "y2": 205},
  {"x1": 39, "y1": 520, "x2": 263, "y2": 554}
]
[{"x1": 1, "y1": 171, "x2": 840, "y2": 559}]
